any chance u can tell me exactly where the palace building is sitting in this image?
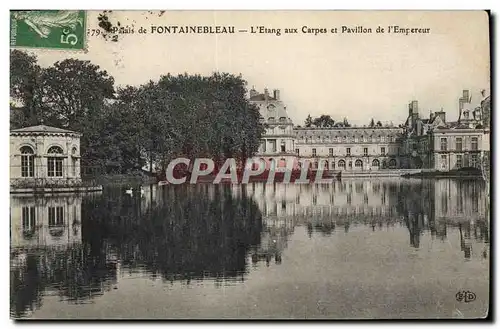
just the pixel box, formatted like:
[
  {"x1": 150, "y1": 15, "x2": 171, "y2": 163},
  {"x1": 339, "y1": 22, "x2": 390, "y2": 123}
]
[
  {"x1": 249, "y1": 88, "x2": 297, "y2": 170},
  {"x1": 249, "y1": 87, "x2": 490, "y2": 173},
  {"x1": 402, "y1": 90, "x2": 490, "y2": 171},
  {"x1": 249, "y1": 87, "x2": 404, "y2": 171}
]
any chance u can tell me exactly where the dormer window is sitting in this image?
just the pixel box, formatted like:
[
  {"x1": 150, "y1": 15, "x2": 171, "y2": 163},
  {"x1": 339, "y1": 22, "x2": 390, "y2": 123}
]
[{"x1": 268, "y1": 117, "x2": 275, "y2": 122}]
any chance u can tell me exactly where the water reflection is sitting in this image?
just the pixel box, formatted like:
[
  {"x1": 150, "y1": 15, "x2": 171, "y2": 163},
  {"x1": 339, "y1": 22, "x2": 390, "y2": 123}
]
[
  {"x1": 10, "y1": 179, "x2": 490, "y2": 318},
  {"x1": 10, "y1": 193, "x2": 119, "y2": 317}
]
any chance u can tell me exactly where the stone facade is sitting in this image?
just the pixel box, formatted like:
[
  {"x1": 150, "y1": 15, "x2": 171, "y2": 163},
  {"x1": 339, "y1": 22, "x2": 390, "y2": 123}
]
[
  {"x1": 402, "y1": 90, "x2": 490, "y2": 171},
  {"x1": 430, "y1": 128, "x2": 485, "y2": 171},
  {"x1": 249, "y1": 88, "x2": 297, "y2": 171},
  {"x1": 294, "y1": 127, "x2": 402, "y2": 171},
  {"x1": 10, "y1": 125, "x2": 82, "y2": 187},
  {"x1": 249, "y1": 88, "x2": 404, "y2": 171}
]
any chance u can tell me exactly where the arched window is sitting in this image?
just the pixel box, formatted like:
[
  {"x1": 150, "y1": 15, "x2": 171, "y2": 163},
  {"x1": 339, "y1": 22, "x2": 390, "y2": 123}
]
[
  {"x1": 47, "y1": 146, "x2": 64, "y2": 177},
  {"x1": 323, "y1": 160, "x2": 329, "y2": 169},
  {"x1": 389, "y1": 159, "x2": 397, "y2": 168},
  {"x1": 355, "y1": 159, "x2": 363, "y2": 168},
  {"x1": 338, "y1": 160, "x2": 346, "y2": 169},
  {"x1": 20, "y1": 146, "x2": 35, "y2": 177},
  {"x1": 372, "y1": 159, "x2": 380, "y2": 167}
]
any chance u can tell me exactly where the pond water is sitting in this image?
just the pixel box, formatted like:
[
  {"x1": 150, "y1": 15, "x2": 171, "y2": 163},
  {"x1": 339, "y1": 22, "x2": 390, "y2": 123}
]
[{"x1": 10, "y1": 178, "x2": 490, "y2": 319}]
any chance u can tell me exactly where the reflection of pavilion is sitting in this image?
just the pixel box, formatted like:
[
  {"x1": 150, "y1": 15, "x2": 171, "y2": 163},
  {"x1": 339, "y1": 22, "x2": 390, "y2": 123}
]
[
  {"x1": 10, "y1": 194, "x2": 83, "y2": 250},
  {"x1": 10, "y1": 192, "x2": 121, "y2": 318}
]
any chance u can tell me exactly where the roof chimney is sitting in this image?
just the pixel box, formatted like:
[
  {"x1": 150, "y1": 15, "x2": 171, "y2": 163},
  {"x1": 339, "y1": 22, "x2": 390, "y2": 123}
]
[
  {"x1": 264, "y1": 88, "x2": 269, "y2": 101},
  {"x1": 273, "y1": 89, "x2": 280, "y2": 100},
  {"x1": 249, "y1": 86, "x2": 258, "y2": 98}
]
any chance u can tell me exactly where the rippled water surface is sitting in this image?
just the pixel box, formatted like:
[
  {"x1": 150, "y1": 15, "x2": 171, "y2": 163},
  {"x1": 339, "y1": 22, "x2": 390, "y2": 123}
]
[{"x1": 10, "y1": 179, "x2": 490, "y2": 319}]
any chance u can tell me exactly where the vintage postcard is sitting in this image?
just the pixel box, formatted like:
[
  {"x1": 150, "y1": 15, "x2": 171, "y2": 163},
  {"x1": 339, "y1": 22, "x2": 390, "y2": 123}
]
[{"x1": 9, "y1": 10, "x2": 491, "y2": 320}]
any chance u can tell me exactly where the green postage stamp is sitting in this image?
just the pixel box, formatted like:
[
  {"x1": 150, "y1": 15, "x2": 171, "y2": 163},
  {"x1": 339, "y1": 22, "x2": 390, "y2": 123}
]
[{"x1": 10, "y1": 10, "x2": 86, "y2": 50}]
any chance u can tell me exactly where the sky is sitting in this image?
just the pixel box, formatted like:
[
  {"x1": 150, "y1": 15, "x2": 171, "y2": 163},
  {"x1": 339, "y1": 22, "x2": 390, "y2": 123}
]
[{"x1": 26, "y1": 10, "x2": 490, "y2": 126}]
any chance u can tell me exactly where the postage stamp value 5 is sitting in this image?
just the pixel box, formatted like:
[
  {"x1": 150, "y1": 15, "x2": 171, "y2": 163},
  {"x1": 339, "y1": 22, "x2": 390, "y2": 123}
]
[{"x1": 10, "y1": 10, "x2": 86, "y2": 50}]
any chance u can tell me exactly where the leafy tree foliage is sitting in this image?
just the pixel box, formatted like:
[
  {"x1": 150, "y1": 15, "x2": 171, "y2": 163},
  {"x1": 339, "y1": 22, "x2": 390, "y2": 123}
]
[
  {"x1": 312, "y1": 115, "x2": 335, "y2": 128},
  {"x1": 10, "y1": 50, "x2": 265, "y2": 176}
]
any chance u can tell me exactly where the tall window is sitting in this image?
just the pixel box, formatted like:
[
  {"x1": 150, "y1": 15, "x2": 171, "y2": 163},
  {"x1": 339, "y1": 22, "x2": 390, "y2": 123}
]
[
  {"x1": 48, "y1": 206, "x2": 64, "y2": 227},
  {"x1": 312, "y1": 148, "x2": 317, "y2": 157},
  {"x1": 295, "y1": 148, "x2": 299, "y2": 156},
  {"x1": 47, "y1": 146, "x2": 63, "y2": 177},
  {"x1": 440, "y1": 138, "x2": 448, "y2": 151},
  {"x1": 456, "y1": 154, "x2": 463, "y2": 168},
  {"x1": 329, "y1": 148, "x2": 333, "y2": 156},
  {"x1": 456, "y1": 137, "x2": 462, "y2": 151},
  {"x1": 22, "y1": 206, "x2": 36, "y2": 232},
  {"x1": 381, "y1": 147, "x2": 386, "y2": 156},
  {"x1": 346, "y1": 148, "x2": 351, "y2": 156},
  {"x1": 441, "y1": 155, "x2": 447, "y2": 169},
  {"x1": 363, "y1": 147, "x2": 368, "y2": 156},
  {"x1": 280, "y1": 141, "x2": 286, "y2": 152},
  {"x1": 20, "y1": 146, "x2": 35, "y2": 177},
  {"x1": 471, "y1": 137, "x2": 478, "y2": 151},
  {"x1": 471, "y1": 154, "x2": 478, "y2": 168},
  {"x1": 270, "y1": 140, "x2": 277, "y2": 152}
]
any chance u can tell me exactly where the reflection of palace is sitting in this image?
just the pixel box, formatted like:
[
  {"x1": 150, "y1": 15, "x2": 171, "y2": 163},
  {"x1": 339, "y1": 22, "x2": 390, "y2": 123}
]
[
  {"x1": 433, "y1": 179, "x2": 487, "y2": 220},
  {"x1": 240, "y1": 179, "x2": 489, "y2": 259},
  {"x1": 10, "y1": 194, "x2": 82, "y2": 250},
  {"x1": 244, "y1": 181, "x2": 399, "y2": 224}
]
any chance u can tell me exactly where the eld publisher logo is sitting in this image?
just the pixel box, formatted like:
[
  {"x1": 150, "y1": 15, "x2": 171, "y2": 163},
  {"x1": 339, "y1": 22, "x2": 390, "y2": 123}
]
[{"x1": 456, "y1": 290, "x2": 476, "y2": 303}]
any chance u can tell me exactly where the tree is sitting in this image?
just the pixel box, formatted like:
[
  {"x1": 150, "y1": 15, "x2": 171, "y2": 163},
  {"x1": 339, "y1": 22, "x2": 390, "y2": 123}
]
[
  {"x1": 10, "y1": 50, "x2": 42, "y2": 126},
  {"x1": 39, "y1": 59, "x2": 115, "y2": 130},
  {"x1": 9, "y1": 50, "x2": 265, "y2": 177},
  {"x1": 376, "y1": 120, "x2": 383, "y2": 127},
  {"x1": 313, "y1": 115, "x2": 335, "y2": 128},
  {"x1": 369, "y1": 118, "x2": 375, "y2": 127},
  {"x1": 305, "y1": 114, "x2": 313, "y2": 127}
]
